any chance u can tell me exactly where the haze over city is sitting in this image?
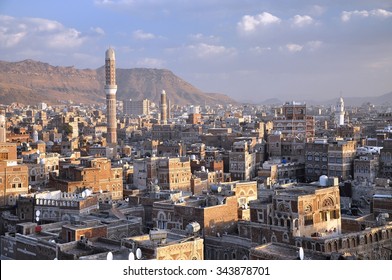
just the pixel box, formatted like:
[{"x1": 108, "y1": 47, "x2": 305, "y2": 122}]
[{"x1": 1, "y1": 0, "x2": 392, "y2": 102}]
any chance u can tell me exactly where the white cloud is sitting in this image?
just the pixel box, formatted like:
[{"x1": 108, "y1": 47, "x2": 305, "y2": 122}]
[
  {"x1": 291, "y1": 15, "x2": 314, "y2": 27},
  {"x1": 188, "y1": 33, "x2": 220, "y2": 43},
  {"x1": 285, "y1": 44, "x2": 303, "y2": 53},
  {"x1": 306, "y1": 40, "x2": 323, "y2": 51},
  {"x1": 0, "y1": 15, "x2": 85, "y2": 50},
  {"x1": 249, "y1": 46, "x2": 272, "y2": 54},
  {"x1": 341, "y1": 9, "x2": 392, "y2": 22},
  {"x1": 136, "y1": 57, "x2": 165, "y2": 68},
  {"x1": 237, "y1": 12, "x2": 281, "y2": 33},
  {"x1": 370, "y1": 9, "x2": 392, "y2": 18},
  {"x1": 133, "y1": 29, "x2": 156, "y2": 40},
  {"x1": 309, "y1": 5, "x2": 326, "y2": 17},
  {"x1": 281, "y1": 41, "x2": 322, "y2": 54},
  {"x1": 91, "y1": 27, "x2": 105, "y2": 36},
  {"x1": 188, "y1": 43, "x2": 236, "y2": 58}
]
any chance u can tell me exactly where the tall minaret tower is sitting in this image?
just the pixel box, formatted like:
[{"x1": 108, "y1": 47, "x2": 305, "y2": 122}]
[
  {"x1": 105, "y1": 47, "x2": 117, "y2": 145},
  {"x1": 335, "y1": 96, "x2": 345, "y2": 126},
  {"x1": 0, "y1": 115, "x2": 6, "y2": 142},
  {"x1": 160, "y1": 90, "x2": 168, "y2": 124}
]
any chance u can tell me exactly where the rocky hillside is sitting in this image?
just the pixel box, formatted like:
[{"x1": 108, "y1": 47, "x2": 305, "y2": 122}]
[{"x1": 0, "y1": 59, "x2": 236, "y2": 106}]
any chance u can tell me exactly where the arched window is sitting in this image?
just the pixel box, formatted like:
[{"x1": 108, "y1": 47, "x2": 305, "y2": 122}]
[{"x1": 322, "y1": 196, "x2": 335, "y2": 207}]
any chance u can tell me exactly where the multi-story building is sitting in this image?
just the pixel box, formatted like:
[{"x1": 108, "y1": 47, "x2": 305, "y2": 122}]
[
  {"x1": 273, "y1": 102, "x2": 315, "y2": 140},
  {"x1": 305, "y1": 138, "x2": 329, "y2": 182},
  {"x1": 123, "y1": 99, "x2": 150, "y2": 116},
  {"x1": 124, "y1": 228, "x2": 204, "y2": 260},
  {"x1": 328, "y1": 139, "x2": 356, "y2": 180},
  {"x1": 153, "y1": 195, "x2": 239, "y2": 235},
  {"x1": 248, "y1": 178, "x2": 341, "y2": 246},
  {"x1": 133, "y1": 156, "x2": 192, "y2": 192},
  {"x1": 0, "y1": 143, "x2": 29, "y2": 206},
  {"x1": 229, "y1": 141, "x2": 256, "y2": 181},
  {"x1": 50, "y1": 157, "x2": 123, "y2": 200},
  {"x1": 26, "y1": 153, "x2": 60, "y2": 189},
  {"x1": 258, "y1": 160, "x2": 305, "y2": 186},
  {"x1": 157, "y1": 157, "x2": 192, "y2": 191},
  {"x1": 354, "y1": 154, "x2": 379, "y2": 183},
  {"x1": 379, "y1": 139, "x2": 392, "y2": 178}
]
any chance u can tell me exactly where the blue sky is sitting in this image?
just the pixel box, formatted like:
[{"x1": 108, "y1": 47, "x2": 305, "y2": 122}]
[{"x1": 1, "y1": 0, "x2": 392, "y2": 102}]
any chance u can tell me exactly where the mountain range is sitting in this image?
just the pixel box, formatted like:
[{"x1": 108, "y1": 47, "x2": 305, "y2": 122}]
[
  {"x1": 0, "y1": 59, "x2": 236, "y2": 106},
  {"x1": 260, "y1": 92, "x2": 392, "y2": 107}
]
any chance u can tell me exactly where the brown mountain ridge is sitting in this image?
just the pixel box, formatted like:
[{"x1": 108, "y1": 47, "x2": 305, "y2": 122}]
[{"x1": 0, "y1": 59, "x2": 236, "y2": 106}]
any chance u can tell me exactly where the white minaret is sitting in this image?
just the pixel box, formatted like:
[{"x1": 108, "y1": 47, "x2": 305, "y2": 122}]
[
  {"x1": 335, "y1": 97, "x2": 345, "y2": 126},
  {"x1": 0, "y1": 115, "x2": 6, "y2": 142},
  {"x1": 32, "y1": 130, "x2": 39, "y2": 143},
  {"x1": 105, "y1": 47, "x2": 117, "y2": 145}
]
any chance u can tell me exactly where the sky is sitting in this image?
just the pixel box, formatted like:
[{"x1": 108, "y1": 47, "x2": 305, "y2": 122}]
[{"x1": 1, "y1": 0, "x2": 392, "y2": 103}]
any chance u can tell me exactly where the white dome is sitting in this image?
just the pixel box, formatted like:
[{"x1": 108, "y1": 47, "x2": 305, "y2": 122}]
[{"x1": 105, "y1": 47, "x2": 115, "y2": 60}]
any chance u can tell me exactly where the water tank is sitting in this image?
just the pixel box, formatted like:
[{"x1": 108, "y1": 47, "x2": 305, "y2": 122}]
[
  {"x1": 185, "y1": 222, "x2": 201, "y2": 235},
  {"x1": 319, "y1": 175, "x2": 328, "y2": 187},
  {"x1": 210, "y1": 185, "x2": 222, "y2": 193},
  {"x1": 149, "y1": 229, "x2": 167, "y2": 243},
  {"x1": 190, "y1": 155, "x2": 196, "y2": 161}
]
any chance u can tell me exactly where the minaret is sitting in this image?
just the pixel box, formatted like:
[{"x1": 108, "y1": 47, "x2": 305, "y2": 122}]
[
  {"x1": 105, "y1": 47, "x2": 117, "y2": 145},
  {"x1": 335, "y1": 97, "x2": 345, "y2": 126},
  {"x1": 161, "y1": 90, "x2": 167, "y2": 124},
  {"x1": 0, "y1": 115, "x2": 6, "y2": 142}
]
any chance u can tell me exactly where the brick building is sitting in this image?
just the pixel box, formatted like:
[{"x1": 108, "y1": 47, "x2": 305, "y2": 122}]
[
  {"x1": 124, "y1": 229, "x2": 204, "y2": 260},
  {"x1": 229, "y1": 141, "x2": 256, "y2": 181},
  {"x1": 50, "y1": 157, "x2": 123, "y2": 200},
  {"x1": 0, "y1": 143, "x2": 29, "y2": 206},
  {"x1": 153, "y1": 195, "x2": 239, "y2": 236},
  {"x1": 248, "y1": 179, "x2": 341, "y2": 245}
]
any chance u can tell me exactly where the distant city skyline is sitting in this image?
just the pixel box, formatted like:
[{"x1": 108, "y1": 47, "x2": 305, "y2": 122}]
[{"x1": 1, "y1": 0, "x2": 392, "y2": 102}]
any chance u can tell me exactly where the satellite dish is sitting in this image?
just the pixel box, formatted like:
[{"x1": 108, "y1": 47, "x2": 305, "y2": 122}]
[
  {"x1": 128, "y1": 252, "x2": 135, "y2": 260},
  {"x1": 125, "y1": 197, "x2": 129, "y2": 202},
  {"x1": 36, "y1": 217, "x2": 40, "y2": 222},
  {"x1": 82, "y1": 191, "x2": 86, "y2": 198},
  {"x1": 28, "y1": 185, "x2": 32, "y2": 190},
  {"x1": 154, "y1": 179, "x2": 158, "y2": 184},
  {"x1": 299, "y1": 247, "x2": 304, "y2": 260},
  {"x1": 100, "y1": 189, "x2": 103, "y2": 194},
  {"x1": 106, "y1": 252, "x2": 113, "y2": 260},
  {"x1": 35, "y1": 210, "x2": 41, "y2": 217},
  {"x1": 54, "y1": 257, "x2": 58, "y2": 260},
  {"x1": 136, "y1": 248, "x2": 142, "y2": 260}
]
